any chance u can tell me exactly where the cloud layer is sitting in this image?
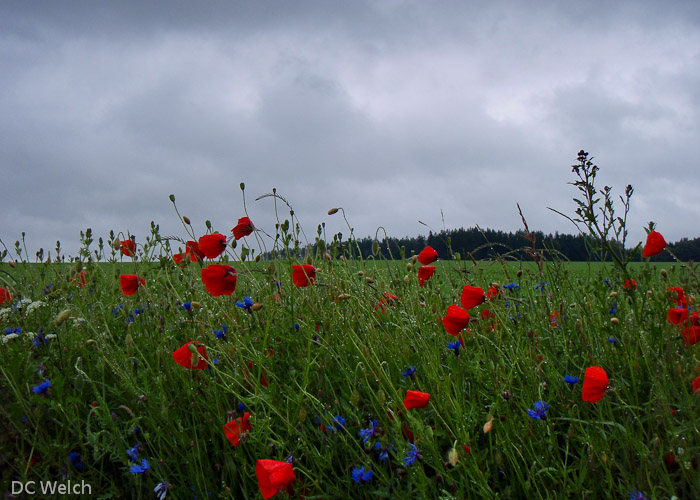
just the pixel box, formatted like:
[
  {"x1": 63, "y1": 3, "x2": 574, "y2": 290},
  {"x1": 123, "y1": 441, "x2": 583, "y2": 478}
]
[{"x1": 2, "y1": 1, "x2": 699, "y2": 258}]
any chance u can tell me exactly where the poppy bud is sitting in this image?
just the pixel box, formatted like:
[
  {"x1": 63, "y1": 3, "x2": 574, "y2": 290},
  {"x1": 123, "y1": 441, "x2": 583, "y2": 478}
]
[
  {"x1": 183, "y1": 216, "x2": 191, "y2": 225},
  {"x1": 169, "y1": 194, "x2": 175, "y2": 202},
  {"x1": 251, "y1": 302, "x2": 263, "y2": 311},
  {"x1": 610, "y1": 317, "x2": 620, "y2": 325},
  {"x1": 661, "y1": 269, "x2": 668, "y2": 278},
  {"x1": 405, "y1": 275, "x2": 411, "y2": 284},
  {"x1": 328, "y1": 207, "x2": 339, "y2": 215},
  {"x1": 187, "y1": 343, "x2": 199, "y2": 354},
  {"x1": 324, "y1": 252, "x2": 331, "y2": 260},
  {"x1": 516, "y1": 270, "x2": 523, "y2": 278},
  {"x1": 336, "y1": 294, "x2": 351, "y2": 301},
  {"x1": 372, "y1": 240, "x2": 380, "y2": 255},
  {"x1": 8, "y1": 261, "x2": 16, "y2": 268},
  {"x1": 365, "y1": 277, "x2": 375, "y2": 284},
  {"x1": 239, "y1": 182, "x2": 245, "y2": 191},
  {"x1": 609, "y1": 291, "x2": 618, "y2": 298},
  {"x1": 255, "y1": 255, "x2": 261, "y2": 262},
  {"x1": 85, "y1": 339, "x2": 95, "y2": 346},
  {"x1": 125, "y1": 334, "x2": 133, "y2": 347},
  {"x1": 298, "y1": 408, "x2": 307, "y2": 422},
  {"x1": 358, "y1": 271, "x2": 365, "y2": 277},
  {"x1": 191, "y1": 302, "x2": 201, "y2": 308},
  {"x1": 411, "y1": 255, "x2": 418, "y2": 264},
  {"x1": 406, "y1": 263, "x2": 412, "y2": 271},
  {"x1": 267, "y1": 263, "x2": 276, "y2": 274},
  {"x1": 483, "y1": 418, "x2": 493, "y2": 434},
  {"x1": 377, "y1": 390, "x2": 386, "y2": 405}
]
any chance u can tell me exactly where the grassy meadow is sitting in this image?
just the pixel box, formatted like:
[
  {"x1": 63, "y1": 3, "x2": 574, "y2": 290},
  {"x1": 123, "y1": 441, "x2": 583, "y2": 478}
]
[{"x1": 1, "y1": 221, "x2": 699, "y2": 499}]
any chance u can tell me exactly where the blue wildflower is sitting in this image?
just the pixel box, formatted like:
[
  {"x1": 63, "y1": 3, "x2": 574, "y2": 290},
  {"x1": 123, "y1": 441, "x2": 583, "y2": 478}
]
[
  {"x1": 609, "y1": 302, "x2": 617, "y2": 315},
  {"x1": 564, "y1": 375, "x2": 578, "y2": 386},
  {"x1": 213, "y1": 325, "x2": 228, "y2": 339},
  {"x1": 359, "y1": 419, "x2": 379, "y2": 444},
  {"x1": 447, "y1": 340, "x2": 461, "y2": 355},
  {"x1": 608, "y1": 337, "x2": 619, "y2": 345},
  {"x1": 535, "y1": 281, "x2": 549, "y2": 291},
  {"x1": 112, "y1": 304, "x2": 125, "y2": 315},
  {"x1": 403, "y1": 443, "x2": 421, "y2": 466},
  {"x1": 629, "y1": 490, "x2": 649, "y2": 500},
  {"x1": 154, "y1": 481, "x2": 169, "y2": 500},
  {"x1": 237, "y1": 403, "x2": 246, "y2": 412},
  {"x1": 213, "y1": 358, "x2": 220, "y2": 365},
  {"x1": 5, "y1": 326, "x2": 21, "y2": 335},
  {"x1": 503, "y1": 282, "x2": 519, "y2": 290},
  {"x1": 129, "y1": 458, "x2": 150, "y2": 474},
  {"x1": 69, "y1": 451, "x2": 84, "y2": 470},
  {"x1": 401, "y1": 366, "x2": 416, "y2": 380},
  {"x1": 374, "y1": 442, "x2": 389, "y2": 462},
  {"x1": 236, "y1": 296, "x2": 254, "y2": 310},
  {"x1": 32, "y1": 379, "x2": 51, "y2": 395},
  {"x1": 330, "y1": 415, "x2": 346, "y2": 431},
  {"x1": 181, "y1": 302, "x2": 192, "y2": 311},
  {"x1": 527, "y1": 401, "x2": 549, "y2": 420},
  {"x1": 604, "y1": 278, "x2": 610, "y2": 285},
  {"x1": 126, "y1": 444, "x2": 139, "y2": 462},
  {"x1": 351, "y1": 466, "x2": 374, "y2": 483},
  {"x1": 293, "y1": 323, "x2": 300, "y2": 331}
]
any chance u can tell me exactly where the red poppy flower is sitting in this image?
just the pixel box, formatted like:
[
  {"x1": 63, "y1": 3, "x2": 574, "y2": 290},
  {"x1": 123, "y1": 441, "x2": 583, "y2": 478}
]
[
  {"x1": 375, "y1": 291, "x2": 398, "y2": 315},
  {"x1": 201, "y1": 265, "x2": 237, "y2": 296},
  {"x1": 623, "y1": 279, "x2": 637, "y2": 291},
  {"x1": 443, "y1": 305, "x2": 470, "y2": 336},
  {"x1": 404, "y1": 389, "x2": 430, "y2": 410},
  {"x1": 198, "y1": 233, "x2": 228, "y2": 259},
  {"x1": 691, "y1": 312, "x2": 700, "y2": 327},
  {"x1": 582, "y1": 366, "x2": 608, "y2": 403},
  {"x1": 681, "y1": 326, "x2": 700, "y2": 346},
  {"x1": 71, "y1": 270, "x2": 88, "y2": 288},
  {"x1": 232, "y1": 217, "x2": 255, "y2": 240},
  {"x1": 120, "y1": 240, "x2": 136, "y2": 257},
  {"x1": 668, "y1": 286, "x2": 685, "y2": 306},
  {"x1": 256, "y1": 459, "x2": 295, "y2": 500},
  {"x1": 486, "y1": 285, "x2": 500, "y2": 300},
  {"x1": 549, "y1": 311, "x2": 559, "y2": 328},
  {"x1": 667, "y1": 308, "x2": 689, "y2": 325},
  {"x1": 461, "y1": 285, "x2": 485, "y2": 310},
  {"x1": 0, "y1": 286, "x2": 12, "y2": 304},
  {"x1": 642, "y1": 230, "x2": 667, "y2": 258},
  {"x1": 481, "y1": 308, "x2": 495, "y2": 320},
  {"x1": 292, "y1": 264, "x2": 316, "y2": 287},
  {"x1": 418, "y1": 265, "x2": 436, "y2": 287},
  {"x1": 119, "y1": 274, "x2": 145, "y2": 296},
  {"x1": 418, "y1": 246, "x2": 438, "y2": 265},
  {"x1": 223, "y1": 412, "x2": 251, "y2": 446},
  {"x1": 693, "y1": 376, "x2": 700, "y2": 394},
  {"x1": 172, "y1": 341, "x2": 208, "y2": 370},
  {"x1": 247, "y1": 361, "x2": 270, "y2": 387}
]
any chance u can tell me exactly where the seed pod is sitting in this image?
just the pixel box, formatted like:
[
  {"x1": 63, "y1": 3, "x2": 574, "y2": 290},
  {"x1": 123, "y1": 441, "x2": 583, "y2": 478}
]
[
  {"x1": 516, "y1": 270, "x2": 523, "y2": 278},
  {"x1": 55, "y1": 310, "x2": 71, "y2": 325},
  {"x1": 183, "y1": 216, "x2": 191, "y2": 225},
  {"x1": 660, "y1": 269, "x2": 668, "y2": 278},
  {"x1": 328, "y1": 208, "x2": 339, "y2": 215},
  {"x1": 251, "y1": 302, "x2": 263, "y2": 311}
]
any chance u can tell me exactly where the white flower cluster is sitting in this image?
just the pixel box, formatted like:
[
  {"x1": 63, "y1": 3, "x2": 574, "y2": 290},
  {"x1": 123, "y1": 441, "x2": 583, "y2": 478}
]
[{"x1": 25, "y1": 300, "x2": 46, "y2": 314}]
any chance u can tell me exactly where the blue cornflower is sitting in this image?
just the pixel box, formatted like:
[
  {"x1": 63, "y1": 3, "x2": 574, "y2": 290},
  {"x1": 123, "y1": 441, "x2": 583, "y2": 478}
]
[
  {"x1": 41, "y1": 283, "x2": 54, "y2": 294},
  {"x1": 527, "y1": 401, "x2": 549, "y2": 420},
  {"x1": 330, "y1": 415, "x2": 346, "y2": 431},
  {"x1": 351, "y1": 466, "x2": 374, "y2": 483},
  {"x1": 112, "y1": 304, "x2": 125, "y2": 315},
  {"x1": 609, "y1": 302, "x2": 617, "y2": 315},
  {"x1": 503, "y1": 282, "x2": 519, "y2": 290},
  {"x1": 608, "y1": 337, "x2": 619, "y2": 345},
  {"x1": 5, "y1": 326, "x2": 21, "y2": 334},
  {"x1": 213, "y1": 358, "x2": 220, "y2": 365},
  {"x1": 604, "y1": 278, "x2": 610, "y2": 285},
  {"x1": 535, "y1": 281, "x2": 549, "y2": 291},
  {"x1": 403, "y1": 443, "x2": 421, "y2": 466},
  {"x1": 374, "y1": 442, "x2": 389, "y2": 462},
  {"x1": 401, "y1": 366, "x2": 416, "y2": 380},
  {"x1": 629, "y1": 490, "x2": 649, "y2": 500},
  {"x1": 154, "y1": 481, "x2": 169, "y2": 500},
  {"x1": 447, "y1": 340, "x2": 461, "y2": 355},
  {"x1": 126, "y1": 444, "x2": 141, "y2": 463},
  {"x1": 359, "y1": 419, "x2": 379, "y2": 444},
  {"x1": 293, "y1": 323, "x2": 300, "y2": 331},
  {"x1": 237, "y1": 403, "x2": 246, "y2": 412},
  {"x1": 181, "y1": 302, "x2": 192, "y2": 311},
  {"x1": 32, "y1": 333, "x2": 49, "y2": 347},
  {"x1": 236, "y1": 296, "x2": 254, "y2": 310},
  {"x1": 32, "y1": 379, "x2": 51, "y2": 395},
  {"x1": 564, "y1": 375, "x2": 578, "y2": 386},
  {"x1": 213, "y1": 325, "x2": 228, "y2": 339},
  {"x1": 129, "y1": 458, "x2": 150, "y2": 474},
  {"x1": 69, "y1": 451, "x2": 84, "y2": 470}
]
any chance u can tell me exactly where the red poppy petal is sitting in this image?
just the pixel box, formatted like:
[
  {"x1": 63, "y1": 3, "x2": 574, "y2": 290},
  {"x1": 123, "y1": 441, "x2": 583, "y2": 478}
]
[
  {"x1": 292, "y1": 265, "x2": 316, "y2": 287},
  {"x1": 461, "y1": 285, "x2": 485, "y2": 310},
  {"x1": 404, "y1": 389, "x2": 430, "y2": 410},
  {"x1": 642, "y1": 230, "x2": 667, "y2": 258},
  {"x1": 443, "y1": 305, "x2": 470, "y2": 336},
  {"x1": 418, "y1": 246, "x2": 438, "y2": 265},
  {"x1": 582, "y1": 366, "x2": 608, "y2": 403},
  {"x1": 418, "y1": 265, "x2": 436, "y2": 287}
]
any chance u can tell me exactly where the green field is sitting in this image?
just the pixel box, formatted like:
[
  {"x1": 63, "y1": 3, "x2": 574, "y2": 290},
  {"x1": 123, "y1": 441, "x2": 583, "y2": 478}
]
[{"x1": 1, "y1": 252, "x2": 698, "y2": 499}]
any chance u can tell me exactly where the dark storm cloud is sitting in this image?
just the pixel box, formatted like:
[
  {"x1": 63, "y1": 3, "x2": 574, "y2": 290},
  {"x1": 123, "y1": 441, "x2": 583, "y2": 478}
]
[{"x1": 1, "y1": 1, "x2": 700, "y2": 257}]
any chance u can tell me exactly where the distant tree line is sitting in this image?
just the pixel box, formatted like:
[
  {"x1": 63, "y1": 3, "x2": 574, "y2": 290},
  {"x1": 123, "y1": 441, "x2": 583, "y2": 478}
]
[{"x1": 349, "y1": 227, "x2": 700, "y2": 262}]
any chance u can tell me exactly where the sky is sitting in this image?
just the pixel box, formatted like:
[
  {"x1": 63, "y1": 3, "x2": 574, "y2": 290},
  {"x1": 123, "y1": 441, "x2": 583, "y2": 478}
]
[{"x1": 2, "y1": 0, "x2": 699, "y2": 259}]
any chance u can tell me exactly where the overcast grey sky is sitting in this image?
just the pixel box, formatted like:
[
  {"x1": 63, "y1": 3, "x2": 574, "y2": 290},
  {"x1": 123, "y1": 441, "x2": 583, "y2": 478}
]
[{"x1": 2, "y1": 1, "x2": 699, "y2": 259}]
